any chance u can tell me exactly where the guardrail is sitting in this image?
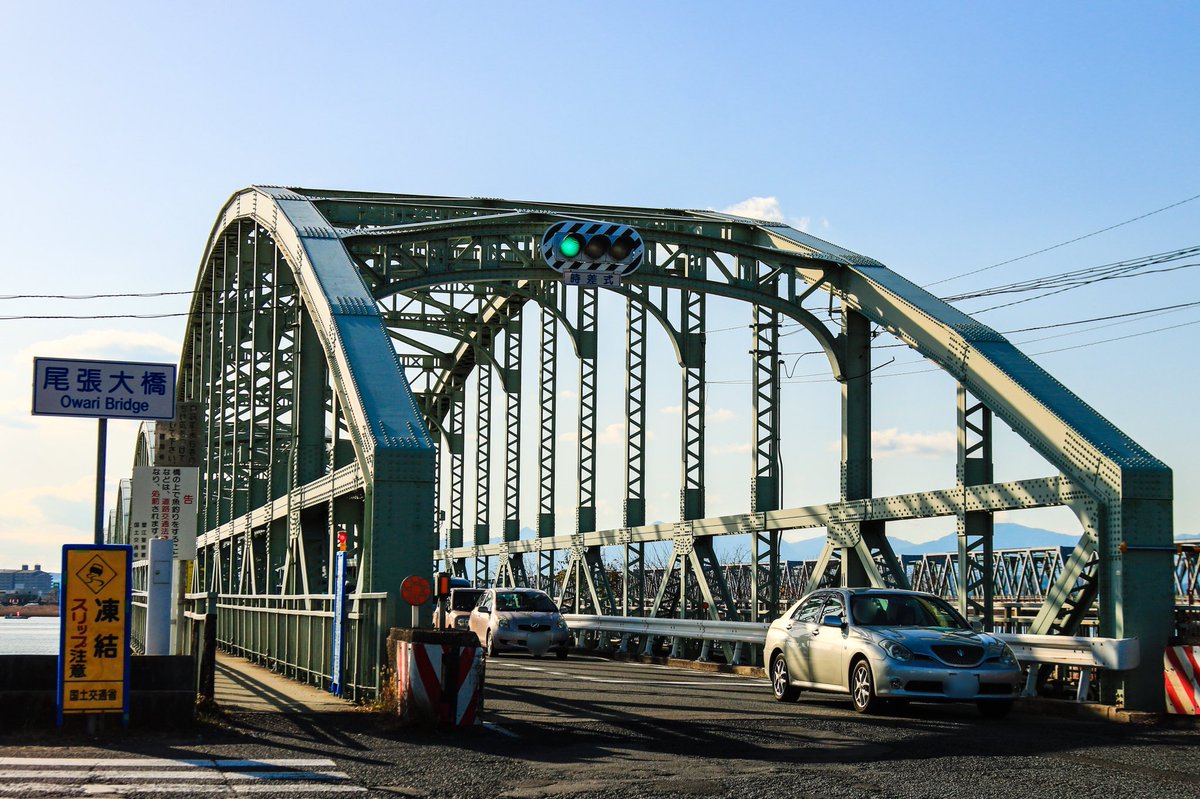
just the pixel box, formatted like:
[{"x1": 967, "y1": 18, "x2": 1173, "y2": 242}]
[{"x1": 563, "y1": 614, "x2": 1139, "y2": 702}]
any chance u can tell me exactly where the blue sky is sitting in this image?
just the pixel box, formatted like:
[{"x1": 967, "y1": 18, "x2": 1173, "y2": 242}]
[{"x1": 1, "y1": 2, "x2": 1198, "y2": 569}]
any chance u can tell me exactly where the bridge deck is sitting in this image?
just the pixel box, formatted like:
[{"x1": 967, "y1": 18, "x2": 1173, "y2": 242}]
[{"x1": 214, "y1": 653, "x2": 355, "y2": 713}]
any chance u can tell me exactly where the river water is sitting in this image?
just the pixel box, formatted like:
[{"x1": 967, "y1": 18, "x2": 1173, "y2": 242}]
[{"x1": 0, "y1": 616, "x2": 60, "y2": 654}]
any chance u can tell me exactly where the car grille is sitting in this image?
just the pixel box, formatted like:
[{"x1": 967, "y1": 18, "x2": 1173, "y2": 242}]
[
  {"x1": 519, "y1": 623, "x2": 551, "y2": 632},
  {"x1": 931, "y1": 644, "x2": 984, "y2": 666}
]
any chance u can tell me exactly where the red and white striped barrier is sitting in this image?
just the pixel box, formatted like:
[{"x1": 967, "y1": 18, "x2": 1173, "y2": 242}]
[
  {"x1": 1164, "y1": 645, "x2": 1200, "y2": 715},
  {"x1": 396, "y1": 637, "x2": 484, "y2": 726}
]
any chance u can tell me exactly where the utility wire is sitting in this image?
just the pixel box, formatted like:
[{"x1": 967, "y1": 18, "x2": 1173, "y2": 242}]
[
  {"x1": 710, "y1": 313, "x2": 1200, "y2": 386},
  {"x1": 925, "y1": 192, "x2": 1200, "y2": 288},
  {"x1": 0, "y1": 290, "x2": 195, "y2": 300}
]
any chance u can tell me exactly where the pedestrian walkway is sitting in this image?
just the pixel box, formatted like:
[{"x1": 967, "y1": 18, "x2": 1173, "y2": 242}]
[
  {"x1": 0, "y1": 757, "x2": 365, "y2": 794},
  {"x1": 214, "y1": 653, "x2": 355, "y2": 713}
]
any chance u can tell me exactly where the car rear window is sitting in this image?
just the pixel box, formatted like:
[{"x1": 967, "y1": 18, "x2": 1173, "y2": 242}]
[{"x1": 451, "y1": 590, "x2": 484, "y2": 611}]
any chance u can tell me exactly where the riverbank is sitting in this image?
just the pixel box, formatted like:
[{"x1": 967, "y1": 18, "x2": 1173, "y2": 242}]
[{"x1": 1, "y1": 606, "x2": 59, "y2": 618}]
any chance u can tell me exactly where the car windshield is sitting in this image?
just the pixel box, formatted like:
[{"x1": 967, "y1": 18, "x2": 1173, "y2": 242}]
[
  {"x1": 850, "y1": 593, "x2": 969, "y2": 631},
  {"x1": 494, "y1": 592, "x2": 558, "y2": 613}
]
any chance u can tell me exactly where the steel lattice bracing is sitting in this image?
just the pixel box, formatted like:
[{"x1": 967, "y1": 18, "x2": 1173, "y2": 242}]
[{"x1": 156, "y1": 187, "x2": 1172, "y2": 710}]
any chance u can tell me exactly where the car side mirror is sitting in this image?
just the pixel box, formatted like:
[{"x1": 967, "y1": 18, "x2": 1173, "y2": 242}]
[
  {"x1": 822, "y1": 614, "x2": 846, "y2": 628},
  {"x1": 969, "y1": 619, "x2": 984, "y2": 633}
]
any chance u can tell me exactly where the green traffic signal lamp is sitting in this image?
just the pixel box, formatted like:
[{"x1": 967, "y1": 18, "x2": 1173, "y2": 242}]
[{"x1": 559, "y1": 233, "x2": 584, "y2": 258}]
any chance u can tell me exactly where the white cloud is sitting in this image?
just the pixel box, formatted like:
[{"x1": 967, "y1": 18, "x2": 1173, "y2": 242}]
[
  {"x1": 720, "y1": 197, "x2": 811, "y2": 232},
  {"x1": 13, "y1": 329, "x2": 178, "y2": 363},
  {"x1": 712, "y1": 442, "x2": 752, "y2": 455},
  {"x1": 660, "y1": 405, "x2": 681, "y2": 415},
  {"x1": 599, "y1": 422, "x2": 625, "y2": 445},
  {"x1": 721, "y1": 196, "x2": 786, "y2": 223},
  {"x1": 871, "y1": 428, "x2": 955, "y2": 459}
]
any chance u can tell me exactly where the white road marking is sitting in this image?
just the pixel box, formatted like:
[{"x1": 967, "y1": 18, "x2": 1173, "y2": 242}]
[
  {"x1": 0, "y1": 758, "x2": 336, "y2": 767},
  {"x1": 0, "y1": 757, "x2": 362, "y2": 796},
  {"x1": 232, "y1": 786, "x2": 365, "y2": 793},
  {"x1": 483, "y1": 721, "x2": 521, "y2": 738},
  {"x1": 0, "y1": 770, "x2": 350, "y2": 781}
]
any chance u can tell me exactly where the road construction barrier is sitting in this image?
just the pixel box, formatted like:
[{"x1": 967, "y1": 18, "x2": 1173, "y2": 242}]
[
  {"x1": 390, "y1": 628, "x2": 483, "y2": 726},
  {"x1": 1164, "y1": 645, "x2": 1200, "y2": 714}
]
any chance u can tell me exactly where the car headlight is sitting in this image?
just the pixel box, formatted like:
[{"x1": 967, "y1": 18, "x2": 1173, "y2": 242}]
[
  {"x1": 991, "y1": 643, "x2": 1017, "y2": 665},
  {"x1": 556, "y1": 618, "x2": 568, "y2": 630},
  {"x1": 879, "y1": 639, "x2": 914, "y2": 662},
  {"x1": 497, "y1": 618, "x2": 510, "y2": 629}
]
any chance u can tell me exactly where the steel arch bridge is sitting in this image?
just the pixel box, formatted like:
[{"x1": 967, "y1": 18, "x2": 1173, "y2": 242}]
[{"x1": 152, "y1": 186, "x2": 1172, "y2": 709}]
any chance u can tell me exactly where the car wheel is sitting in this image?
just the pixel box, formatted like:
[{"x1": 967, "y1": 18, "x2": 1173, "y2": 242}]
[
  {"x1": 977, "y1": 700, "x2": 1014, "y2": 719},
  {"x1": 770, "y1": 652, "x2": 801, "y2": 702},
  {"x1": 850, "y1": 658, "x2": 880, "y2": 714},
  {"x1": 486, "y1": 631, "x2": 499, "y2": 658},
  {"x1": 556, "y1": 647, "x2": 568, "y2": 660}
]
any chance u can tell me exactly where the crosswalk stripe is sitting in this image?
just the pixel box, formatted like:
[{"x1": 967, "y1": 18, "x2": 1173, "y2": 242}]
[
  {"x1": 0, "y1": 758, "x2": 336, "y2": 767},
  {"x1": 2, "y1": 786, "x2": 367, "y2": 796},
  {"x1": 0, "y1": 770, "x2": 351, "y2": 781},
  {"x1": 0, "y1": 757, "x2": 364, "y2": 796}
]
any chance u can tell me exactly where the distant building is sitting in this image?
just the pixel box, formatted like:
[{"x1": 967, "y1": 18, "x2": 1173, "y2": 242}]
[{"x1": 0, "y1": 564, "x2": 54, "y2": 597}]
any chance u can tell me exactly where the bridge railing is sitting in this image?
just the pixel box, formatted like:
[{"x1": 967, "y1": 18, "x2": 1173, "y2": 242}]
[
  {"x1": 563, "y1": 614, "x2": 1138, "y2": 702},
  {"x1": 130, "y1": 560, "x2": 148, "y2": 654},
  {"x1": 213, "y1": 591, "x2": 389, "y2": 702}
]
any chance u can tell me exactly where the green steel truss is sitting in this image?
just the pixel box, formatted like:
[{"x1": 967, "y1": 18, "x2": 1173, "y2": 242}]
[{"x1": 149, "y1": 186, "x2": 1170, "y2": 710}]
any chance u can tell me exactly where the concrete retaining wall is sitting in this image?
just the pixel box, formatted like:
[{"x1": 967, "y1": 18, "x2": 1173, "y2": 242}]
[{"x1": 0, "y1": 654, "x2": 196, "y2": 730}]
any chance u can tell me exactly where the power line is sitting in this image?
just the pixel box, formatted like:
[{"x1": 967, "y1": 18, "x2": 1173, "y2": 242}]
[
  {"x1": 925, "y1": 191, "x2": 1200, "y2": 287},
  {"x1": 710, "y1": 313, "x2": 1200, "y2": 386},
  {"x1": 0, "y1": 290, "x2": 195, "y2": 300}
]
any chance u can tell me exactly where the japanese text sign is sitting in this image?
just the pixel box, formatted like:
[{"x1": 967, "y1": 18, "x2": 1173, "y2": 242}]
[
  {"x1": 131, "y1": 466, "x2": 199, "y2": 561},
  {"x1": 562, "y1": 270, "x2": 620, "y2": 288},
  {"x1": 59, "y1": 545, "x2": 131, "y2": 719},
  {"x1": 33, "y1": 357, "x2": 176, "y2": 420}
]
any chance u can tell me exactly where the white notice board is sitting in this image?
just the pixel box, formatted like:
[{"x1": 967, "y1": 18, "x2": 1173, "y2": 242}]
[{"x1": 131, "y1": 466, "x2": 199, "y2": 560}]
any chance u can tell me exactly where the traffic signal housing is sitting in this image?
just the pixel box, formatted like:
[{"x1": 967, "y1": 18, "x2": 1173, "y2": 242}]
[
  {"x1": 435, "y1": 572, "x2": 452, "y2": 599},
  {"x1": 541, "y1": 220, "x2": 644, "y2": 275}
]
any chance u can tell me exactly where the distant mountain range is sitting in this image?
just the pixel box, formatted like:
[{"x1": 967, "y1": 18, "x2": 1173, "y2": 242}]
[
  {"x1": 778, "y1": 522, "x2": 1083, "y2": 562},
  {"x1": 501, "y1": 523, "x2": 1200, "y2": 564}
]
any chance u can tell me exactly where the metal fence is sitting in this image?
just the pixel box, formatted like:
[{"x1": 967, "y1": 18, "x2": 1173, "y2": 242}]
[{"x1": 214, "y1": 591, "x2": 388, "y2": 703}]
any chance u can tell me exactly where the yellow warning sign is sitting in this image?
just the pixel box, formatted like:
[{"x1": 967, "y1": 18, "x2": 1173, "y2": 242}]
[{"x1": 60, "y1": 545, "x2": 131, "y2": 715}]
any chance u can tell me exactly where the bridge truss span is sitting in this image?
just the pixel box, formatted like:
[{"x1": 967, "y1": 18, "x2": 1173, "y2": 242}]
[{"x1": 145, "y1": 186, "x2": 1170, "y2": 710}]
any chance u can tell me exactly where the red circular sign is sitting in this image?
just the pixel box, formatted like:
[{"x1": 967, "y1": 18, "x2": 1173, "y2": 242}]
[{"x1": 400, "y1": 575, "x2": 432, "y2": 606}]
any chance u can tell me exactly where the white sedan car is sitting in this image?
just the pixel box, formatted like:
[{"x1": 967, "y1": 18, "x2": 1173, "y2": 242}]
[
  {"x1": 765, "y1": 588, "x2": 1022, "y2": 717},
  {"x1": 468, "y1": 587, "x2": 571, "y2": 659}
]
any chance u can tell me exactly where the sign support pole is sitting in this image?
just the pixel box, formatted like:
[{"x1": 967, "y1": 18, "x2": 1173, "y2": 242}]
[{"x1": 94, "y1": 418, "x2": 107, "y2": 546}]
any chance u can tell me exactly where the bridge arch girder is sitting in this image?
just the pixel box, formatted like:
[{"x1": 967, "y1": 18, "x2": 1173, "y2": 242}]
[{"x1": 168, "y1": 187, "x2": 1171, "y2": 711}]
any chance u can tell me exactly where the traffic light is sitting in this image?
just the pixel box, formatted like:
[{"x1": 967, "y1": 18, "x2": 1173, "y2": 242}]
[
  {"x1": 436, "y1": 572, "x2": 452, "y2": 599},
  {"x1": 541, "y1": 220, "x2": 645, "y2": 275}
]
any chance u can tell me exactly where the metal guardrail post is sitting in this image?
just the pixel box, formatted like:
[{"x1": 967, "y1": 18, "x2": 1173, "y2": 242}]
[{"x1": 186, "y1": 591, "x2": 219, "y2": 705}]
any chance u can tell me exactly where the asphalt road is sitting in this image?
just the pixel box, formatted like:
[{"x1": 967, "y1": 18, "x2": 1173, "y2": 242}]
[{"x1": 2, "y1": 652, "x2": 1199, "y2": 798}]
